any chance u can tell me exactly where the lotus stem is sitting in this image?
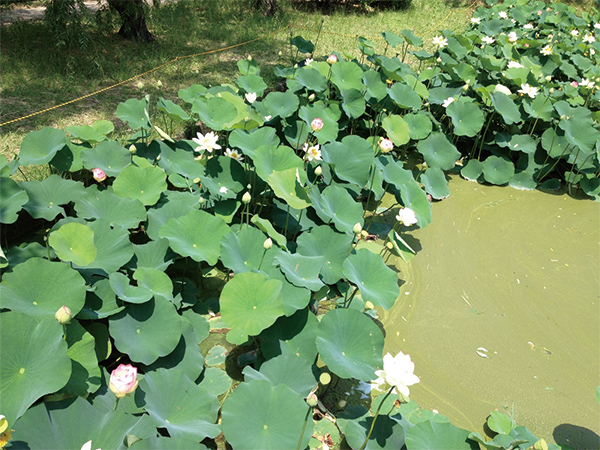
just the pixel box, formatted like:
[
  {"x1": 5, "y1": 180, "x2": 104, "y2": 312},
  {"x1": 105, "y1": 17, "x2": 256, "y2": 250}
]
[
  {"x1": 311, "y1": 19, "x2": 325, "y2": 60},
  {"x1": 358, "y1": 386, "x2": 395, "y2": 450},
  {"x1": 114, "y1": 397, "x2": 120, "y2": 411},
  {"x1": 296, "y1": 406, "x2": 312, "y2": 450}
]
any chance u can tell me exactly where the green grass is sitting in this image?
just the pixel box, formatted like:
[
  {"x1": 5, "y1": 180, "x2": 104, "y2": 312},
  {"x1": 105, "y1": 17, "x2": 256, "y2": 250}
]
[{"x1": 0, "y1": 0, "x2": 478, "y2": 176}]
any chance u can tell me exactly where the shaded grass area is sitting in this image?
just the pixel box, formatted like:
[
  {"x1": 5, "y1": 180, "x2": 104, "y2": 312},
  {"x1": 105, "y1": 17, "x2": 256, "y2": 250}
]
[{"x1": 0, "y1": 0, "x2": 479, "y2": 176}]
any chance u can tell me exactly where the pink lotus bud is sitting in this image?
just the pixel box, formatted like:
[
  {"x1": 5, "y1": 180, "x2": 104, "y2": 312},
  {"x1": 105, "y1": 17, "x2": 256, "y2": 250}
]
[
  {"x1": 55, "y1": 305, "x2": 72, "y2": 325},
  {"x1": 570, "y1": 81, "x2": 578, "y2": 87},
  {"x1": 109, "y1": 364, "x2": 139, "y2": 398},
  {"x1": 537, "y1": 10, "x2": 542, "y2": 15},
  {"x1": 311, "y1": 118, "x2": 323, "y2": 132},
  {"x1": 379, "y1": 138, "x2": 394, "y2": 153},
  {"x1": 327, "y1": 54, "x2": 337, "y2": 64},
  {"x1": 92, "y1": 168, "x2": 106, "y2": 182}
]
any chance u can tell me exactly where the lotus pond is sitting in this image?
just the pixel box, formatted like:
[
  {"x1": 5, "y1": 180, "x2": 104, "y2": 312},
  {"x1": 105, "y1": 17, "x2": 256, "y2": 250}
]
[{"x1": 1, "y1": 1, "x2": 599, "y2": 449}]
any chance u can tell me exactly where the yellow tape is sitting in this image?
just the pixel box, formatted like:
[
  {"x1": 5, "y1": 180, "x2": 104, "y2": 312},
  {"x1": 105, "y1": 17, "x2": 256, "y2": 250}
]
[{"x1": 0, "y1": 1, "x2": 479, "y2": 128}]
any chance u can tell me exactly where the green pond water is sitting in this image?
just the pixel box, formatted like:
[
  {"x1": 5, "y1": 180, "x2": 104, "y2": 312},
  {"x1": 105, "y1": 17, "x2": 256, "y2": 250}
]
[{"x1": 380, "y1": 176, "x2": 600, "y2": 449}]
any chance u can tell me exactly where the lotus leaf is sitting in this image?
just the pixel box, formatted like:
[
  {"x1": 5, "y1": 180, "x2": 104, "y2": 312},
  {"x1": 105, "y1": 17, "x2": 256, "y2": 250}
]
[
  {"x1": 490, "y1": 92, "x2": 522, "y2": 125},
  {"x1": 446, "y1": 99, "x2": 485, "y2": 137},
  {"x1": 290, "y1": 35, "x2": 314, "y2": 53},
  {"x1": 404, "y1": 113, "x2": 433, "y2": 140},
  {"x1": 259, "y1": 91, "x2": 300, "y2": 119},
  {"x1": 321, "y1": 135, "x2": 374, "y2": 188},
  {"x1": 242, "y1": 354, "x2": 317, "y2": 397},
  {"x1": 109, "y1": 271, "x2": 153, "y2": 304},
  {"x1": 316, "y1": 308, "x2": 384, "y2": 381},
  {"x1": 199, "y1": 155, "x2": 246, "y2": 197},
  {"x1": 417, "y1": 132, "x2": 461, "y2": 170},
  {"x1": 21, "y1": 174, "x2": 85, "y2": 220},
  {"x1": 220, "y1": 225, "x2": 273, "y2": 274},
  {"x1": 461, "y1": 159, "x2": 484, "y2": 182},
  {"x1": 363, "y1": 70, "x2": 388, "y2": 102},
  {"x1": 157, "y1": 97, "x2": 191, "y2": 121},
  {"x1": 0, "y1": 177, "x2": 28, "y2": 224},
  {"x1": 192, "y1": 96, "x2": 238, "y2": 130},
  {"x1": 117, "y1": 97, "x2": 151, "y2": 130},
  {"x1": 253, "y1": 145, "x2": 304, "y2": 183},
  {"x1": 133, "y1": 267, "x2": 174, "y2": 302},
  {"x1": 49, "y1": 222, "x2": 97, "y2": 266},
  {"x1": 274, "y1": 251, "x2": 325, "y2": 291},
  {"x1": 309, "y1": 184, "x2": 364, "y2": 234},
  {"x1": 420, "y1": 167, "x2": 450, "y2": 199},
  {"x1": 260, "y1": 267, "x2": 311, "y2": 316},
  {"x1": 198, "y1": 367, "x2": 232, "y2": 397},
  {"x1": 133, "y1": 238, "x2": 175, "y2": 271},
  {"x1": 84, "y1": 220, "x2": 134, "y2": 273},
  {"x1": 19, "y1": 126, "x2": 67, "y2": 166},
  {"x1": 295, "y1": 67, "x2": 328, "y2": 92},
  {"x1": 268, "y1": 168, "x2": 312, "y2": 210},
  {"x1": 331, "y1": 61, "x2": 364, "y2": 91},
  {"x1": 382, "y1": 115, "x2": 411, "y2": 146},
  {"x1": 221, "y1": 379, "x2": 314, "y2": 450},
  {"x1": 236, "y1": 74, "x2": 267, "y2": 96},
  {"x1": 343, "y1": 413, "x2": 408, "y2": 450},
  {"x1": 482, "y1": 155, "x2": 515, "y2": 185},
  {"x1": 406, "y1": 420, "x2": 478, "y2": 450},
  {"x1": 388, "y1": 83, "x2": 422, "y2": 110},
  {"x1": 261, "y1": 308, "x2": 319, "y2": 362},
  {"x1": 80, "y1": 140, "x2": 131, "y2": 176},
  {"x1": 60, "y1": 321, "x2": 101, "y2": 397},
  {"x1": 146, "y1": 190, "x2": 201, "y2": 240},
  {"x1": 229, "y1": 126, "x2": 280, "y2": 159}
]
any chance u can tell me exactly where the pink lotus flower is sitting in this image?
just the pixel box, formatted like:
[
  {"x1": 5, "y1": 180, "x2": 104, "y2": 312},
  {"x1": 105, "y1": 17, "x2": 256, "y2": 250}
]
[
  {"x1": 92, "y1": 168, "x2": 106, "y2": 182},
  {"x1": 571, "y1": 81, "x2": 579, "y2": 87},
  {"x1": 311, "y1": 118, "x2": 324, "y2": 132},
  {"x1": 379, "y1": 138, "x2": 394, "y2": 153},
  {"x1": 327, "y1": 54, "x2": 337, "y2": 64},
  {"x1": 109, "y1": 364, "x2": 138, "y2": 399}
]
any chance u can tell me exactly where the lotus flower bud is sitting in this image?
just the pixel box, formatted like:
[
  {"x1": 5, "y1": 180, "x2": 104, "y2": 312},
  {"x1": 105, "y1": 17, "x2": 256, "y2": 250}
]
[
  {"x1": 278, "y1": 51, "x2": 283, "y2": 56},
  {"x1": 305, "y1": 392, "x2": 319, "y2": 407},
  {"x1": 338, "y1": 399, "x2": 347, "y2": 408},
  {"x1": 137, "y1": 81, "x2": 144, "y2": 90},
  {"x1": 353, "y1": 222, "x2": 362, "y2": 235},
  {"x1": 308, "y1": 93, "x2": 315, "y2": 102},
  {"x1": 92, "y1": 168, "x2": 107, "y2": 182},
  {"x1": 242, "y1": 191, "x2": 251, "y2": 204},
  {"x1": 156, "y1": 80, "x2": 162, "y2": 88},
  {"x1": 109, "y1": 364, "x2": 139, "y2": 399},
  {"x1": 570, "y1": 81, "x2": 579, "y2": 87},
  {"x1": 0, "y1": 415, "x2": 7, "y2": 434},
  {"x1": 55, "y1": 305, "x2": 72, "y2": 325},
  {"x1": 129, "y1": 144, "x2": 137, "y2": 154},
  {"x1": 311, "y1": 117, "x2": 323, "y2": 132},
  {"x1": 319, "y1": 372, "x2": 331, "y2": 385},
  {"x1": 198, "y1": 196, "x2": 205, "y2": 204},
  {"x1": 379, "y1": 138, "x2": 394, "y2": 153},
  {"x1": 263, "y1": 238, "x2": 273, "y2": 250},
  {"x1": 386, "y1": 241, "x2": 394, "y2": 249},
  {"x1": 327, "y1": 54, "x2": 337, "y2": 64},
  {"x1": 314, "y1": 165, "x2": 322, "y2": 176}
]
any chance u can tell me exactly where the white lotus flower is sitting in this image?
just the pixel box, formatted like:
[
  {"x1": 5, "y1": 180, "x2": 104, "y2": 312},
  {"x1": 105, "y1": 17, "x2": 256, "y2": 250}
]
[
  {"x1": 507, "y1": 60, "x2": 524, "y2": 69},
  {"x1": 582, "y1": 34, "x2": 596, "y2": 44},
  {"x1": 81, "y1": 441, "x2": 101, "y2": 450},
  {"x1": 396, "y1": 207, "x2": 418, "y2": 226},
  {"x1": 372, "y1": 352, "x2": 420, "y2": 398},
  {"x1": 523, "y1": 23, "x2": 534, "y2": 30},
  {"x1": 244, "y1": 92, "x2": 257, "y2": 103},
  {"x1": 305, "y1": 58, "x2": 314, "y2": 66},
  {"x1": 494, "y1": 84, "x2": 512, "y2": 96},
  {"x1": 498, "y1": 11, "x2": 508, "y2": 19},
  {"x1": 432, "y1": 35, "x2": 448, "y2": 47},
  {"x1": 540, "y1": 45, "x2": 553, "y2": 56},
  {"x1": 442, "y1": 97, "x2": 455, "y2": 108},
  {"x1": 192, "y1": 131, "x2": 221, "y2": 153},
  {"x1": 224, "y1": 148, "x2": 244, "y2": 162},
  {"x1": 594, "y1": 23, "x2": 600, "y2": 30},
  {"x1": 470, "y1": 17, "x2": 481, "y2": 24},
  {"x1": 580, "y1": 78, "x2": 595, "y2": 89},
  {"x1": 481, "y1": 36, "x2": 495, "y2": 45},
  {"x1": 219, "y1": 186, "x2": 228, "y2": 194},
  {"x1": 518, "y1": 83, "x2": 539, "y2": 98},
  {"x1": 571, "y1": 29, "x2": 579, "y2": 37},
  {"x1": 508, "y1": 31, "x2": 518, "y2": 43},
  {"x1": 302, "y1": 143, "x2": 322, "y2": 162}
]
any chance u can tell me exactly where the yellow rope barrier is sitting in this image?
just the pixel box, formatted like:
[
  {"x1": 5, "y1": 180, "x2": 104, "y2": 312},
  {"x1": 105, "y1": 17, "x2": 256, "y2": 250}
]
[{"x1": 0, "y1": 0, "x2": 480, "y2": 128}]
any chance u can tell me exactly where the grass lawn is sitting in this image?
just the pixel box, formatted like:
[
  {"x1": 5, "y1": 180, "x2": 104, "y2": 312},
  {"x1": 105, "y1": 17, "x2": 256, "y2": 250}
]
[{"x1": 0, "y1": 0, "x2": 480, "y2": 178}]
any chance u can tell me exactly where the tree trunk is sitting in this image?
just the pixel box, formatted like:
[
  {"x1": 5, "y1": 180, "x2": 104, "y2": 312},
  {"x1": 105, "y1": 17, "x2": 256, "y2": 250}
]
[{"x1": 107, "y1": 0, "x2": 155, "y2": 42}]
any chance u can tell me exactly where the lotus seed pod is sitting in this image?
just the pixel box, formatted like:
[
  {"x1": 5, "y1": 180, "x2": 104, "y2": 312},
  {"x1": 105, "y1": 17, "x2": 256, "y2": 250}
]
[
  {"x1": 305, "y1": 392, "x2": 319, "y2": 407},
  {"x1": 193, "y1": 177, "x2": 201, "y2": 184},
  {"x1": 263, "y1": 238, "x2": 273, "y2": 250},
  {"x1": 55, "y1": 305, "x2": 72, "y2": 325},
  {"x1": 314, "y1": 165, "x2": 323, "y2": 176},
  {"x1": 386, "y1": 241, "x2": 394, "y2": 250},
  {"x1": 319, "y1": 372, "x2": 332, "y2": 386},
  {"x1": 242, "y1": 191, "x2": 251, "y2": 204},
  {"x1": 353, "y1": 223, "x2": 362, "y2": 235}
]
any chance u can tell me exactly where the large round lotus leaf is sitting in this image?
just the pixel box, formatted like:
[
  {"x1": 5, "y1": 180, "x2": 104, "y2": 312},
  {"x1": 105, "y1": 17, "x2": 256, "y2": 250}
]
[
  {"x1": 60, "y1": 321, "x2": 101, "y2": 397},
  {"x1": 344, "y1": 414, "x2": 408, "y2": 450},
  {"x1": 220, "y1": 272, "x2": 284, "y2": 345},
  {"x1": 482, "y1": 155, "x2": 515, "y2": 185},
  {"x1": 309, "y1": 184, "x2": 363, "y2": 234},
  {"x1": 316, "y1": 308, "x2": 384, "y2": 381},
  {"x1": 388, "y1": 83, "x2": 422, "y2": 110},
  {"x1": 342, "y1": 249, "x2": 399, "y2": 310},
  {"x1": 65, "y1": 123, "x2": 109, "y2": 144},
  {"x1": 242, "y1": 354, "x2": 317, "y2": 397},
  {"x1": 252, "y1": 145, "x2": 303, "y2": 183},
  {"x1": 0, "y1": 312, "x2": 71, "y2": 425},
  {"x1": 321, "y1": 135, "x2": 374, "y2": 188},
  {"x1": 560, "y1": 116, "x2": 599, "y2": 154},
  {"x1": 299, "y1": 104, "x2": 339, "y2": 145},
  {"x1": 274, "y1": 252, "x2": 325, "y2": 291},
  {"x1": 490, "y1": 92, "x2": 522, "y2": 125},
  {"x1": 236, "y1": 74, "x2": 268, "y2": 96},
  {"x1": 131, "y1": 437, "x2": 208, "y2": 450},
  {"x1": 509, "y1": 170, "x2": 537, "y2": 191},
  {"x1": 133, "y1": 267, "x2": 173, "y2": 302},
  {"x1": 221, "y1": 379, "x2": 314, "y2": 450},
  {"x1": 229, "y1": 127, "x2": 280, "y2": 159},
  {"x1": 261, "y1": 308, "x2": 318, "y2": 362},
  {"x1": 420, "y1": 167, "x2": 450, "y2": 200},
  {"x1": 133, "y1": 238, "x2": 175, "y2": 271},
  {"x1": 146, "y1": 190, "x2": 201, "y2": 241},
  {"x1": 156, "y1": 97, "x2": 191, "y2": 122},
  {"x1": 268, "y1": 168, "x2": 312, "y2": 210},
  {"x1": 80, "y1": 140, "x2": 131, "y2": 176},
  {"x1": 220, "y1": 225, "x2": 271, "y2": 274},
  {"x1": 138, "y1": 368, "x2": 220, "y2": 441},
  {"x1": 341, "y1": 88, "x2": 366, "y2": 119},
  {"x1": 198, "y1": 367, "x2": 232, "y2": 397},
  {"x1": 191, "y1": 96, "x2": 238, "y2": 131},
  {"x1": 85, "y1": 220, "x2": 134, "y2": 273},
  {"x1": 261, "y1": 266, "x2": 311, "y2": 316},
  {"x1": 75, "y1": 185, "x2": 146, "y2": 229},
  {"x1": 541, "y1": 128, "x2": 571, "y2": 158},
  {"x1": 382, "y1": 115, "x2": 411, "y2": 146},
  {"x1": 296, "y1": 225, "x2": 353, "y2": 285},
  {"x1": 142, "y1": 318, "x2": 205, "y2": 382},
  {"x1": 0, "y1": 177, "x2": 28, "y2": 224},
  {"x1": 460, "y1": 159, "x2": 484, "y2": 182},
  {"x1": 406, "y1": 420, "x2": 478, "y2": 450},
  {"x1": 259, "y1": 91, "x2": 300, "y2": 119},
  {"x1": 109, "y1": 272, "x2": 153, "y2": 304},
  {"x1": 21, "y1": 174, "x2": 85, "y2": 220},
  {"x1": 117, "y1": 97, "x2": 150, "y2": 130},
  {"x1": 417, "y1": 132, "x2": 461, "y2": 170},
  {"x1": 290, "y1": 35, "x2": 314, "y2": 53},
  {"x1": 199, "y1": 155, "x2": 245, "y2": 198},
  {"x1": 155, "y1": 141, "x2": 200, "y2": 179},
  {"x1": 109, "y1": 298, "x2": 183, "y2": 365},
  {"x1": 159, "y1": 209, "x2": 231, "y2": 264},
  {"x1": 331, "y1": 61, "x2": 363, "y2": 91},
  {"x1": 113, "y1": 164, "x2": 167, "y2": 206},
  {"x1": 19, "y1": 126, "x2": 67, "y2": 166},
  {"x1": 295, "y1": 67, "x2": 328, "y2": 92},
  {"x1": 0, "y1": 257, "x2": 86, "y2": 317},
  {"x1": 446, "y1": 100, "x2": 484, "y2": 137},
  {"x1": 49, "y1": 222, "x2": 97, "y2": 266},
  {"x1": 363, "y1": 70, "x2": 387, "y2": 102},
  {"x1": 12, "y1": 395, "x2": 149, "y2": 450},
  {"x1": 403, "y1": 113, "x2": 432, "y2": 140},
  {"x1": 178, "y1": 83, "x2": 207, "y2": 104}
]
